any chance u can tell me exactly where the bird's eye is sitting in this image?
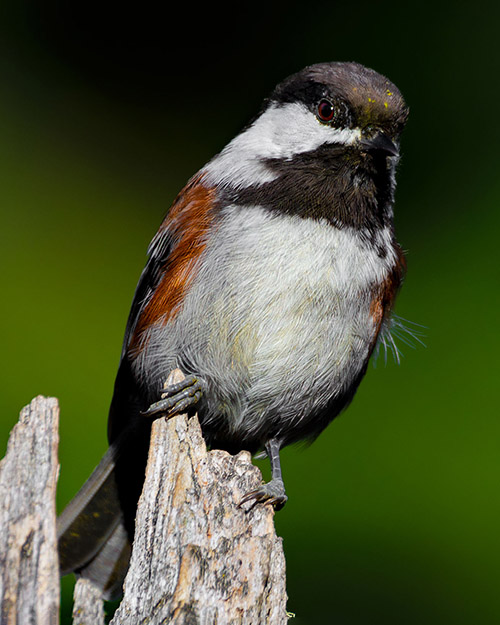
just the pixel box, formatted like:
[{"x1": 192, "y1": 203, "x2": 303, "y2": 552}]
[{"x1": 317, "y1": 99, "x2": 335, "y2": 122}]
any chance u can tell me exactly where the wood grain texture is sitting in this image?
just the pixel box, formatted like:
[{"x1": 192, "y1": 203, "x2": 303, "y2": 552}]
[
  {"x1": 110, "y1": 369, "x2": 289, "y2": 625},
  {"x1": 72, "y1": 578, "x2": 105, "y2": 625},
  {"x1": 0, "y1": 396, "x2": 60, "y2": 625}
]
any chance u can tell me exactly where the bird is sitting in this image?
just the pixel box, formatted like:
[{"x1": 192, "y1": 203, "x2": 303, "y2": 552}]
[{"x1": 57, "y1": 61, "x2": 409, "y2": 599}]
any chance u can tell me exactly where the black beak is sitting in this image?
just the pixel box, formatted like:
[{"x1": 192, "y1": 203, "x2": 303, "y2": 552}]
[{"x1": 360, "y1": 132, "x2": 399, "y2": 157}]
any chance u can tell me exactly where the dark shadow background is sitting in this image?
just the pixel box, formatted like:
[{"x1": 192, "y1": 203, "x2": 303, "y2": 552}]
[{"x1": 1, "y1": 1, "x2": 499, "y2": 623}]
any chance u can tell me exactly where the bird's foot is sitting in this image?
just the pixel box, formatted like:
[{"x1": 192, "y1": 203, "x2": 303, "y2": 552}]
[
  {"x1": 240, "y1": 478, "x2": 288, "y2": 511},
  {"x1": 141, "y1": 374, "x2": 204, "y2": 418}
]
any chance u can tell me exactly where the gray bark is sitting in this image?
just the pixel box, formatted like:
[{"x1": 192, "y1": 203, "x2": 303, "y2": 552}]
[
  {"x1": 72, "y1": 578, "x2": 105, "y2": 625},
  {"x1": 0, "y1": 382, "x2": 288, "y2": 625},
  {"x1": 0, "y1": 396, "x2": 60, "y2": 625},
  {"x1": 110, "y1": 369, "x2": 289, "y2": 625}
]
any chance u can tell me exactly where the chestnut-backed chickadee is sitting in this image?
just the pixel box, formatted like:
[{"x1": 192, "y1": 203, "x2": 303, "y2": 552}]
[{"x1": 58, "y1": 62, "x2": 409, "y2": 598}]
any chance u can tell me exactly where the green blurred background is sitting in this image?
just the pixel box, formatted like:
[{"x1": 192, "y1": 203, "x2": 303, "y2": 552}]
[{"x1": 1, "y1": 1, "x2": 499, "y2": 623}]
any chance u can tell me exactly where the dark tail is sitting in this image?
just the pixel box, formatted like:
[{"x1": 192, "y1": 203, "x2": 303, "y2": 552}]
[
  {"x1": 57, "y1": 443, "x2": 132, "y2": 599},
  {"x1": 58, "y1": 358, "x2": 152, "y2": 599}
]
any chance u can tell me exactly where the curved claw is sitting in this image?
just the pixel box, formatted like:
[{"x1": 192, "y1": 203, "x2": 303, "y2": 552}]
[
  {"x1": 141, "y1": 374, "x2": 204, "y2": 418},
  {"x1": 239, "y1": 478, "x2": 288, "y2": 511}
]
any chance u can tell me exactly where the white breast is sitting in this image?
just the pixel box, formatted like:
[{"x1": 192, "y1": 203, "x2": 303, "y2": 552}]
[{"x1": 139, "y1": 206, "x2": 397, "y2": 439}]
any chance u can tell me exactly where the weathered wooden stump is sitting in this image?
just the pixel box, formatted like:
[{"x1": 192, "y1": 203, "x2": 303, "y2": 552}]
[
  {"x1": 0, "y1": 396, "x2": 60, "y2": 625},
  {"x1": 0, "y1": 375, "x2": 289, "y2": 624}
]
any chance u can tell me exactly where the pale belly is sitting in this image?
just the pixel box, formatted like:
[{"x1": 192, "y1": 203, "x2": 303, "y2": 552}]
[{"x1": 137, "y1": 206, "x2": 396, "y2": 448}]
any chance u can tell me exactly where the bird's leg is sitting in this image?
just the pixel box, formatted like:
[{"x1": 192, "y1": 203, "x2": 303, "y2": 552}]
[
  {"x1": 240, "y1": 438, "x2": 288, "y2": 510},
  {"x1": 141, "y1": 374, "x2": 204, "y2": 418}
]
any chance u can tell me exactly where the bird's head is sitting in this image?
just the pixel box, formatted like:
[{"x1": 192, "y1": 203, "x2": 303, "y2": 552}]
[{"x1": 203, "y1": 62, "x2": 409, "y2": 229}]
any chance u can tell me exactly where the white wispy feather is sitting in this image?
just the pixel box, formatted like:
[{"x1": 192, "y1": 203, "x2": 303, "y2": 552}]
[{"x1": 373, "y1": 314, "x2": 426, "y2": 366}]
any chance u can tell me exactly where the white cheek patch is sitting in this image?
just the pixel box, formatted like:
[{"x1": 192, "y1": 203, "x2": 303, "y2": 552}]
[{"x1": 203, "y1": 102, "x2": 361, "y2": 190}]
